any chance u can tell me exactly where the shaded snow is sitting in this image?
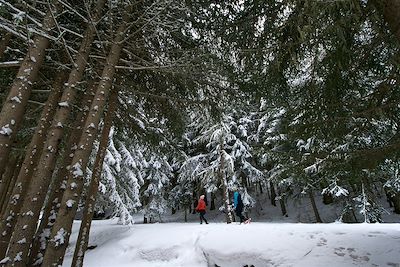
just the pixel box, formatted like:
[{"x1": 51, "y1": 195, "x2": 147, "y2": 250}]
[{"x1": 63, "y1": 219, "x2": 400, "y2": 267}]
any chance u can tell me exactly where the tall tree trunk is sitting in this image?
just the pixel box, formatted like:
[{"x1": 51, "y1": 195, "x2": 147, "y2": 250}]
[
  {"x1": 192, "y1": 188, "x2": 197, "y2": 214},
  {"x1": 0, "y1": 71, "x2": 66, "y2": 260},
  {"x1": 3, "y1": 1, "x2": 107, "y2": 265},
  {"x1": 219, "y1": 136, "x2": 232, "y2": 224},
  {"x1": 391, "y1": 193, "x2": 400, "y2": 214},
  {"x1": 372, "y1": 0, "x2": 400, "y2": 43},
  {"x1": 0, "y1": 32, "x2": 12, "y2": 59},
  {"x1": 71, "y1": 89, "x2": 118, "y2": 267},
  {"x1": 28, "y1": 82, "x2": 97, "y2": 266},
  {"x1": 0, "y1": 154, "x2": 18, "y2": 210},
  {"x1": 210, "y1": 192, "x2": 215, "y2": 210},
  {"x1": 277, "y1": 186, "x2": 288, "y2": 217},
  {"x1": 0, "y1": 155, "x2": 22, "y2": 216},
  {"x1": 322, "y1": 192, "x2": 333, "y2": 205},
  {"x1": 0, "y1": 3, "x2": 60, "y2": 177},
  {"x1": 309, "y1": 190, "x2": 322, "y2": 223},
  {"x1": 42, "y1": 17, "x2": 129, "y2": 266},
  {"x1": 184, "y1": 208, "x2": 187, "y2": 222},
  {"x1": 270, "y1": 181, "x2": 277, "y2": 206}
]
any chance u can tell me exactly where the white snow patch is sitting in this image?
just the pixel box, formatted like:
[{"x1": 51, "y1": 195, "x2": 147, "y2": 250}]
[
  {"x1": 71, "y1": 162, "x2": 83, "y2": 177},
  {"x1": 0, "y1": 124, "x2": 12, "y2": 136},
  {"x1": 14, "y1": 252, "x2": 23, "y2": 262},
  {"x1": 25, "y1": 211, "x2": 34, "y2": 216},
  {"x1": 17, "y1": 238, "x2": 26, "y2": 244},
  {"x1": 70, "y1": 182, "x2": 77, "y2": 189},
  {"x1": 53, "y1": 228, "x2": 66, "y2": 247},
  {"x1": 58, "y1": 102, "x2": 69, "y2": 107},
  {"x1": 0, "y1": 257, "x2": 10, "y2": 264},
  {"x1": 11, "y1": 96, "x2": 21, "y2": 103},
  {"x1": 66, "y1": 199, "x2": 75, "y2": 208}
]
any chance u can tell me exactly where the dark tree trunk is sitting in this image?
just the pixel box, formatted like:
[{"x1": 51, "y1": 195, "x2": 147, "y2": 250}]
[
  {"x1": 0, "y1": 154, "x2": 18, "y2": 211},
  {"x1": 0, "y1": 3, "x2": 60, "y2": 177},
  {"x1": 28, "y1": 81, "x2": 97, "y2": 266},
  {"x1": 0, "y1": 71, "x2": 66, "y2": 260},
  {"x1": 309, "y1": 190, "x2": 323, "y2": 223},
  {"x1": 42, "y1": 16, "x2": 129, "y2": 265},
  {"x1": 0, "y1": 32, "x2": 12, "y2": 59},
  {"x1": 259, "y1": 181, "x2": 263, "y2": 194},
  {"x1": 4, "y1": 1, "x2": 107, "y2": 264},
  {"x1": 0, "y1": 155, "x2": 22, "y2": 216},
  {"x1": 210, "y1": 192, "x2": 215, "y2": 210},
  {"x1": 71, "y1": 89, "x2": 118, "y2": 267},
  {"x1": 277, "y1": 187, "x2": 288, "y2": 217},
  {"x1": 372, "y1": 0, "x2": 400, "y2": 43},
  {"x1": 322, "y1": 192, "x2": 333, "y2": 205},
  {"x1": 184, "y1": 208, "x2": 187, "y2": 222},
  {"x1": 192, "y1": 189, "x2": 197, "y2": 214},
  {"x1": 219, "y1": 136, "x2": 232, "y2": 224},
  {"x1": 270, "y1": 181, "x2": 277, "y2": 206},
  {"x1": 387, "y1": 191, "x2": 400, "y2": 214}
]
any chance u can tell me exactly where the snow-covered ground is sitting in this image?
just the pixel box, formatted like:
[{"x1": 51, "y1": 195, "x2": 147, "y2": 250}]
[{"x1": 63, "y1": 219, "x2": 400, "y2": 267}]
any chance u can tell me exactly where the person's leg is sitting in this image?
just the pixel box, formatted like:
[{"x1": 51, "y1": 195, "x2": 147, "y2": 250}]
[
  {"x1": 200, "y1": 211, "x2": 208, "y2": 224},
  {"x1": 202, "y1": 212, "x2": 208, "y2": 224},
  {"x1": 199, "y1": 211, "x2": 203, "y2": 224},
  {"x1": 236, "y1": 210, "x2": 244, "y2": 223}
]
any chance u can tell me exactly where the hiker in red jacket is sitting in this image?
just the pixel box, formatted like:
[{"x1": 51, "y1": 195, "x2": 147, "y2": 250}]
[{"x1": 195, "y1": 195, "x2": 208, "y2": 224}]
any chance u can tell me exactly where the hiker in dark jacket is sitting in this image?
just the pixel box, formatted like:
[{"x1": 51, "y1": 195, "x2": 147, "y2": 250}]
[
  {"x1": 233, "y1": 191, "x2": 248, "y2": 223},
  {"x1": 195, "y1": 195, "x2": 208, "y2": 224}
]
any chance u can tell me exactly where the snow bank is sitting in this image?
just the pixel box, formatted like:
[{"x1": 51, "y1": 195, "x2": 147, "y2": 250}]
[{"x1": 62, "y1": 220, "x2": 400, "y2": 267}]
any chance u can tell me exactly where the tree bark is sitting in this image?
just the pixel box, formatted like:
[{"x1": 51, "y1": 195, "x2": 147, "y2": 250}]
[
  {"x1": 322, "y1": 192, "x2": 333, "y2": 205},
  {"x1": 0, "y1": 32, "x2": 12, "y2": 59},
  {"x1": 210, "y1": 192, "x2": 215, "y2": 210},
  {"x1": 3, "y1": 1, "x2": 107, "y2": 265},
  {"x1": 372, "y1": 0, "x2": 400, "y2": 43},
  {"x1": 0, "y1": 3, "x2": 60, "y2": 177},
  {"x1": 71, "y1": 89, "x2": 118, "y2": 267},
  {"x1": 270, "y1": 181, "x2": 277, "y2": 206},
  {"x1": 0, "y1": 71, "x2": 66, "y2": 260},
  {"x1": 277, "y1": 187, "x2": 288, "y2": 217},
  {"x1": 219, "y1": 136, "x2": 232, "y2": 224},
  {"x1": 184, "y1": 208, "x2": 187, "y2": 222},
  {"x1": 41, "y1": 16, "x2": 129, "y2": 266},
  {"x1": 28, "y1": 82, "x2": 97, "y2": 266},
  {"x1": 0, "y1": 157, "x2": 23, "y2": 214},
  {"x1": 392, "y1": 194, "x2": 400, "y2": 214},
  {"x1": 309, "y1": 190, "x2": 323, "y2": 223},
  {"x1": 0, "y1": 154, "x2": 18, "y2": 211}
]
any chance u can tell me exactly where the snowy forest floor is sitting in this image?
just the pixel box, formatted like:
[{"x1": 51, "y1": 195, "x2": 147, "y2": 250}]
[
  {"x1": 63, "y1": 193, "x2": 400, "y2": 267},
  {"x1": 63, "y1": 219, "x2": 400, "y2": 267}
]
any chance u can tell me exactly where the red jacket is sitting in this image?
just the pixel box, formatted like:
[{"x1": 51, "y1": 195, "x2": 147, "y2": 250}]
[{"x1": 195, "y1": 199, "x2": 206, "y2": 212}]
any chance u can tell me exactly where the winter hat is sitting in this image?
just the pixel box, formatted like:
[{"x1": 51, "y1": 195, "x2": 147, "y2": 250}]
[{"x1": 200, "y1": 195, "x2": 205, "y2": 199}]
